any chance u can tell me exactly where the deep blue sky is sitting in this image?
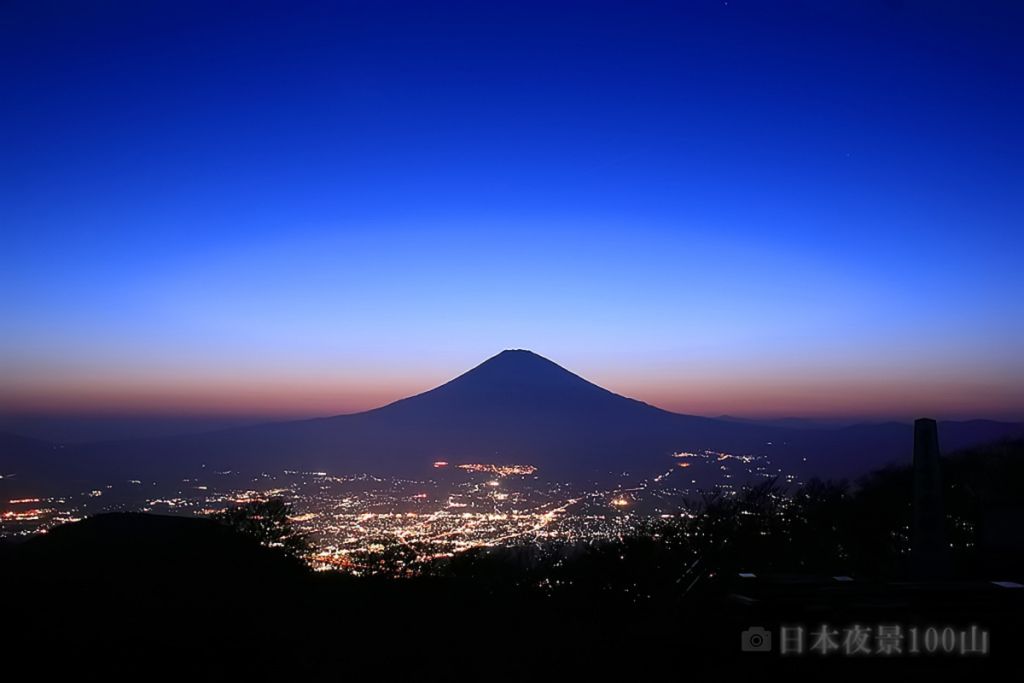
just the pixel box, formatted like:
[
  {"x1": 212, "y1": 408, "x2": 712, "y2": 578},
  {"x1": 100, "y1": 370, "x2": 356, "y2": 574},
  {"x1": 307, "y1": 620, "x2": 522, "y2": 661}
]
[{"x1": 2, "y1": 1, "x2": 1022, "y2": 421}]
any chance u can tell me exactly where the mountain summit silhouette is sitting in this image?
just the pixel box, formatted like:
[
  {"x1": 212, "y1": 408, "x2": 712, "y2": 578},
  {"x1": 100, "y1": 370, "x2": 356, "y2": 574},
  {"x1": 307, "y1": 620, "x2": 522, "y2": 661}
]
[
  {"x1": 374, "y1": 349, "x2": 657, "y2": 420},
  {"x1": 3, "y1": 350, "x2": 1022, "y2": 491},
  {"x1": 437, "y1": 349, "x2": 603, "y2": 394}
]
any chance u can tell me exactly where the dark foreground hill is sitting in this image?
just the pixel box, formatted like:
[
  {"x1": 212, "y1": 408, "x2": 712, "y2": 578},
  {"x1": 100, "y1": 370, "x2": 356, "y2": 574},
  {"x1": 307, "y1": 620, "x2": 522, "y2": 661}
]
[
  {"x1": 3, "y1": 440, "x2": 1022, "y2": 678},
  {"x1": 2, "y1": 351, "x2": 1022, "y2": 493},
  {"x1": 2, "y1": 512, "x2": 306, "y2": 584}
]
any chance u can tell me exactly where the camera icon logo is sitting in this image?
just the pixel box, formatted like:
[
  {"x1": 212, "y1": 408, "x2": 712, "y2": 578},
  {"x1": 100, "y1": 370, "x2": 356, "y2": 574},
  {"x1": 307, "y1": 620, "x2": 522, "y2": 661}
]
[{"x1": 741, "y1": 626, "x2": 772, "y2": 652}]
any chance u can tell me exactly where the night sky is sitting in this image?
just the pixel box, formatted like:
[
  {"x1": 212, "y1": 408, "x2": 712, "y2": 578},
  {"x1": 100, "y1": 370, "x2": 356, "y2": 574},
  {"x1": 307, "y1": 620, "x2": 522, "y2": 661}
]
[{"x1": 3, "y1": 1, "x2": 1022, "y2": 421}]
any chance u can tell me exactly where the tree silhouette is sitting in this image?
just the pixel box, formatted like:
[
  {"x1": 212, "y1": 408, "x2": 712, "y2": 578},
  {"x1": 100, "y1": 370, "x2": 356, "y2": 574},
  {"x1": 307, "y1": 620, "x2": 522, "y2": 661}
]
[{"x1": 214, "y1": 498, "x2": 309, "y2": 559}]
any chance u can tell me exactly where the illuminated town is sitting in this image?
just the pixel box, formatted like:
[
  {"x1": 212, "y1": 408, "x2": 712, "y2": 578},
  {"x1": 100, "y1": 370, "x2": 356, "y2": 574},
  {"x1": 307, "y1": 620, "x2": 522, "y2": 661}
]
[{"x1": 1, "y1": 449, "x2": 801, "y2": 572}]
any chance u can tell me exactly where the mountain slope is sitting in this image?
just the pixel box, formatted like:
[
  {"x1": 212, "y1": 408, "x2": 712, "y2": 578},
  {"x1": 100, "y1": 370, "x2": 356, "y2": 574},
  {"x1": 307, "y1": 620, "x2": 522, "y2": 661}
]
[
  {"x1": 3, "y1": 350, "x2": 1022, "y2": 490},
  {"x1": 101, "y1": 349, "x2": 763, "y2": 478}
]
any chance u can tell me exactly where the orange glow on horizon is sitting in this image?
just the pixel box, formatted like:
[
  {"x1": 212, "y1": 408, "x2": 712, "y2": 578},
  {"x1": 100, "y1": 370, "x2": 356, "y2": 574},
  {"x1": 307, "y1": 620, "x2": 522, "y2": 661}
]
[{"x1": 2, "y1": 364, "x2": 1022, "y2": 421}]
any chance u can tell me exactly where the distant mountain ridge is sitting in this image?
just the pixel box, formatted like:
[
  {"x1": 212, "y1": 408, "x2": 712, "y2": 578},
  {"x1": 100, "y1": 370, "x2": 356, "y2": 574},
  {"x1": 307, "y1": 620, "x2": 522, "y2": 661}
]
[{"x1": 2, "y1": 350, "x2": 1022, "y2": 493}]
